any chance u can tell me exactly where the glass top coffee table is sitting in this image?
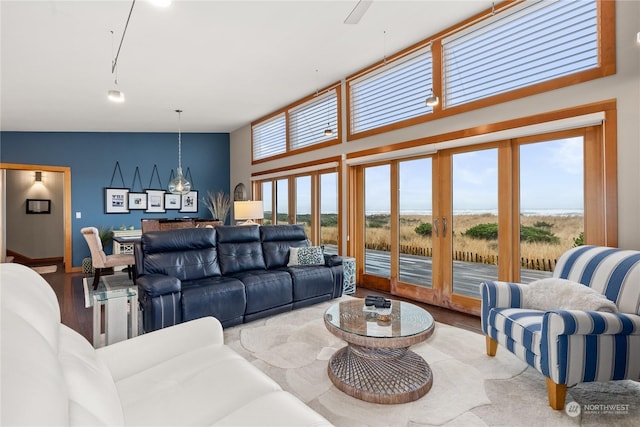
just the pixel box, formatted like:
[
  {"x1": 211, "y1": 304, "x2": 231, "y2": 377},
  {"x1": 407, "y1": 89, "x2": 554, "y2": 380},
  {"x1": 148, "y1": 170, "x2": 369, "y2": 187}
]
[{"x1": 324, "y1": 298, "x2": 435, "y2": 404}]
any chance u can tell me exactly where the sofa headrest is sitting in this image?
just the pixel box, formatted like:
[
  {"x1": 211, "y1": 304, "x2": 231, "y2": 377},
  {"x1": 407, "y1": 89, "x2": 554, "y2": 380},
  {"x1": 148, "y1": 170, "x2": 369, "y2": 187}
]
[
  {"x1": 260, "y1": 224, "x2": 307, "y2": 242},
  {"x1": 216, "y1": 225, "x2": 260, "y2": 243},
  {"x1": 142, "y1": 228, "x2": 216, "y2": 254}
]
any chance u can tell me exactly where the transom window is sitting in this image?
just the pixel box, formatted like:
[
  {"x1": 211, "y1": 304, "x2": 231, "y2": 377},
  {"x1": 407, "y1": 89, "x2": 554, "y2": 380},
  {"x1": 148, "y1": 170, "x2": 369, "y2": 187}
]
[
  {"x1": 350, "y1": 50, "x2": 433, "y2": 135},
  {"x1": 252, "y1": 113, "x2": 286, "y2": 161},
  {"x1": 443, "y1": 0, "x2": 598, "y2": 107},
  {"x1": 252, "y1": 86, "x2": 340, "y2": 163}
]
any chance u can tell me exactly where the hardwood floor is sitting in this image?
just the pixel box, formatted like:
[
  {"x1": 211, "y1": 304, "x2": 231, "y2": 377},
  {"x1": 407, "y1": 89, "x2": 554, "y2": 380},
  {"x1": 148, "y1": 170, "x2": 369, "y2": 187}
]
[{"x1": 35, "y1": 263, "x2": 482, "y2": 343}]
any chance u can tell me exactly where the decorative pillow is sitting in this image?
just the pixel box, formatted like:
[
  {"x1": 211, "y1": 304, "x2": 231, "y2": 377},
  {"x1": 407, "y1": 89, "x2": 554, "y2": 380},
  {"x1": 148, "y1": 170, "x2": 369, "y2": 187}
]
[
  {"x1": 523, "y1": 278, "x2": 618, "y2": 313},
  {"x1": 288, "y1": 246, "x2": 324, "y2": 266}
]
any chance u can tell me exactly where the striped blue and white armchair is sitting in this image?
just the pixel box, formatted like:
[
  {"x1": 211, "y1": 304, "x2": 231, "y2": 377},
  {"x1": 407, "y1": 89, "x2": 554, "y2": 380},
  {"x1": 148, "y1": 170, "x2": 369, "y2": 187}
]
[{"x1": 481, "y1": 245, "x2": 640, "y2": 409}]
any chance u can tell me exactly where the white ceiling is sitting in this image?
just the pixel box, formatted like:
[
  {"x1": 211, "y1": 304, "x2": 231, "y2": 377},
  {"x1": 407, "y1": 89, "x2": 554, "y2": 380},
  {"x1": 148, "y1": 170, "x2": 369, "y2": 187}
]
[{"x1": 1, "y1": 0, "x2": 490, "y2": 133}]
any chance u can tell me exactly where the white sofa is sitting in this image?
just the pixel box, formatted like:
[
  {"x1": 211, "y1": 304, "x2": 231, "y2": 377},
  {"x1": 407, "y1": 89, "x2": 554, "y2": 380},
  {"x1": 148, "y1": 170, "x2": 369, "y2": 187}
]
[{"x1": 1, "y1": 263, "x2": 332, "y2": 426}]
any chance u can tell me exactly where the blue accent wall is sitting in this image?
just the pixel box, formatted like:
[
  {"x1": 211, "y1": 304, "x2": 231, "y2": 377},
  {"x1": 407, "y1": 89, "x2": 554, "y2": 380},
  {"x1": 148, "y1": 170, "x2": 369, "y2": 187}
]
[{"x1": 1, "y1": 131, "x2": 230, "y2": 267}]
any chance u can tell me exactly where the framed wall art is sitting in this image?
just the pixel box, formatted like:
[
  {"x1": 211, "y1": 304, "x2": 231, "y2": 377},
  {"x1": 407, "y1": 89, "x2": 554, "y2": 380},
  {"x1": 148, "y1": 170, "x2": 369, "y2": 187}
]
[
  {"x1": 26, "y1": 198, "x2": 51, "y2": 214},
  {"x1": 145, "y1": 189, "x2": 166, "y2": 213},
  {"x1": 128, "y1": 192, "x2": 148, "y2": 210},
  {"x1": 164, "y1": 193, "x2": 181, "y2": 210},
  {"x1": 104, "y1": 187, "x2": 129, "y2": 214},
  {"x1": 180, "y1": 190, "x2": 198, "y2": 213}
]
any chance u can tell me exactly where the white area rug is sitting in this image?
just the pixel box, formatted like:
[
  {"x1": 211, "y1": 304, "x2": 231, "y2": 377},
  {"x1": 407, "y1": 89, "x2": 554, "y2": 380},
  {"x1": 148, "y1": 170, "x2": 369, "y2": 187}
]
[{"x1": 224, "y1": 297, "x2": 640, "y2": 427}]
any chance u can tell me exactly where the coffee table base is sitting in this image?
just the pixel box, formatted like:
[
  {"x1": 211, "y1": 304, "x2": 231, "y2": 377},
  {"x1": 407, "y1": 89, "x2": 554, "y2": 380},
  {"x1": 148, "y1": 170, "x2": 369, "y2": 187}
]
[{"x1": 328, "y1": 344, "x2": 433, "y2": 404}]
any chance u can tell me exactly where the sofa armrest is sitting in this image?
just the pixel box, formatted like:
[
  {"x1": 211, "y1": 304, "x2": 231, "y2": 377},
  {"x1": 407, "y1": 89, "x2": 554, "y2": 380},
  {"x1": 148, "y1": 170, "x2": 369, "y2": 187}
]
[
  {"x1": 481, "y1": 281, "x2": 526, "y2": 310},
  {"x1": 543, "y1": 310, "x2": 640, "y2": 337},
  {"x1": 96, "y1": 316, "x2": 224, "y2": 382},
  {"x1": 324, "y1": 254, "x2": 343, "y2": 267},
  {"x1": 137, "y1": 273, "x2": 181, "y2": 297}
]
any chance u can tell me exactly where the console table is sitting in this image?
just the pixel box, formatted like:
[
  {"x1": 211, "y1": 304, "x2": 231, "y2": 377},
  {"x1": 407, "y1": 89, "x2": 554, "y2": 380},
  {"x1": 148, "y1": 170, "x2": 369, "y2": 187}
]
[{"x1": 141, "y1": 218, "x2": 222, "y2": 233}]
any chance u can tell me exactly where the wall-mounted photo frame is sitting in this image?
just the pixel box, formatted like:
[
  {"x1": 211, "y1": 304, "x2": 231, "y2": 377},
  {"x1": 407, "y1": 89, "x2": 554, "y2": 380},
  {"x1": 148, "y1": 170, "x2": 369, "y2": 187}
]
[
  {"x1": 128, "y1": 192, "x2": 148, "y2": 210},
  {"x1": 180, "y1": 190, "x2": 198, "y2": 213},
  {"x1": 145, "y1": 189, "x2": 166, "y2": 213},
  {"x1": 104, "y1": 188, "x2": 129, "y2": 214},
  {"x1": 164, "y1": 193, "x2": 181, "y2": 210},
  {"x1": 26, "y1": 198, "x2": 51, "y2": 214}
]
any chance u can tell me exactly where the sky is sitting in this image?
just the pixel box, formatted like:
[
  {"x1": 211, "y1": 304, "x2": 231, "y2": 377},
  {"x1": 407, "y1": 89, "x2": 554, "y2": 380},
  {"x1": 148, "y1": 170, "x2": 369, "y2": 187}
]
[{"x1": 265, "y1": 137, "x2": 584, "y2": 217}]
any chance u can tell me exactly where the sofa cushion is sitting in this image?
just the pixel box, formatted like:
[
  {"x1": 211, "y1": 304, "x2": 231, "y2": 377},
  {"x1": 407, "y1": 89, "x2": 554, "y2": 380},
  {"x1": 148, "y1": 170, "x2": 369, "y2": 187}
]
[
  {"x1": 285, "y1": 266, "x2": 335, "y2": 301},
  {"x1": 141, "y1": 228, "x2": 221, "y2": 280},
  {"x1": 181, "y1": 277, "x2": 247, "y2": 326},
  {"x1": 230, "y1": 270, "x2": 293, "y2": 314},
  {"x1": 288, "y1": 246, "x2": 324, "y2": 266},
  {"x1": 216, "y1": 225, "x2": 266, "y2": 274},
  {"x1": 111, "y1": 344, "x2": 284, "y2": 426},
  {"x1": 260, "y1": 224, "x2": 309, "y2": 269}
]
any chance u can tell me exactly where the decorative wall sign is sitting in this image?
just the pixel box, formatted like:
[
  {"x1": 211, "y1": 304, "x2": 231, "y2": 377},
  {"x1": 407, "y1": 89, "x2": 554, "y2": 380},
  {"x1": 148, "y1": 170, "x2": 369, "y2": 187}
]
[
  {"x1": 105, "y1": 188, "x2": 129, "y2": 214},
  {"x1": 164, "y1": 193, "x2": 181, "y2": 210},
  {"x1": 145, "y1": 189, "x2": 166, "y2": 213},
  {"x1": 180, "y1": 190, "x2": 198, "y2": 213}
]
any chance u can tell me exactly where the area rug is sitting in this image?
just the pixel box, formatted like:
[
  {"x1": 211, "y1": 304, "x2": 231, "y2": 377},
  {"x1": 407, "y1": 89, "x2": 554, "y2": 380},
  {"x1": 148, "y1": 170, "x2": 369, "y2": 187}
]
[
  {"x1": 223, "y1": 297, "x2": 640, "y2": 427},
  {"x1": 31, "y1": 264, "x2": 57, "y2": 274},
  {"x1": 82, "y1": 272, "x2": 135, "y2": 308}
]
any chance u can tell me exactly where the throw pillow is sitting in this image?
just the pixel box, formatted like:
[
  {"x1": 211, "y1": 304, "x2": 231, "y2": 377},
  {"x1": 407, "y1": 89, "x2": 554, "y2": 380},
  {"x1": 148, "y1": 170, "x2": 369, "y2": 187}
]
[
  {"x1": 288, "y1": 246, "x2": 324, "y2": 266},
  {"x1": 522, "y1": 278, "x2": 618, "y2": 313}
]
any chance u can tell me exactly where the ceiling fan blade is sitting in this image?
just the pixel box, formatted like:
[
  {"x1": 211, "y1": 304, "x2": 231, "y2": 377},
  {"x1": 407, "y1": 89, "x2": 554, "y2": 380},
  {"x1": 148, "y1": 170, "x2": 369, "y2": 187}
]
[{"x1": 344, "y1": 0, "x2": 373, "y2": 25}]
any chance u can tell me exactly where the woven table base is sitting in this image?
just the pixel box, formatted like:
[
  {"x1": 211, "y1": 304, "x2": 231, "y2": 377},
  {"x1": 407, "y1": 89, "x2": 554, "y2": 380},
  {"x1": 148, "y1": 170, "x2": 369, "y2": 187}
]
[{"x1": 328, "y1": 344, "x2": 433, "y2": 404}]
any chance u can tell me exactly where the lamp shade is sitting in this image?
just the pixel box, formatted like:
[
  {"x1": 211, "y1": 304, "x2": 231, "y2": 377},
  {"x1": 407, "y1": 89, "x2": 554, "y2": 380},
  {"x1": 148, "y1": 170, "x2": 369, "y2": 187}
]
[{"x1": 234, "y1": 201, "x2": 264, "y2": 223}]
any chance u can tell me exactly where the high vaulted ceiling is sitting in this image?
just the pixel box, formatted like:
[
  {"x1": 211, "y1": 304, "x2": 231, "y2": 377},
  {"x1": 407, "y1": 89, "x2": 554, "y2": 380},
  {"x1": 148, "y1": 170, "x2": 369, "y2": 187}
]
[{"x1": 1, "y1": 0, "x2": 489, "y2": 133}]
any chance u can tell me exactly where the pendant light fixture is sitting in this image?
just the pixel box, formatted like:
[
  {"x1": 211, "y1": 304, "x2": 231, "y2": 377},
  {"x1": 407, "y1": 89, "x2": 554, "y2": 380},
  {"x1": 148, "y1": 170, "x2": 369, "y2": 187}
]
[{"x1": 168, "y1": 109, "x2": 192, "y2": 195}]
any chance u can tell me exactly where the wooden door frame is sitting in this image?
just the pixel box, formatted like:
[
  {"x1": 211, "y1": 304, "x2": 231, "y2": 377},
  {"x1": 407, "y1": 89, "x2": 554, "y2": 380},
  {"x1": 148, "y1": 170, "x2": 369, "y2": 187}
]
[{"x1": 1, "y1": 163, "x2": 72, "y2": 272}]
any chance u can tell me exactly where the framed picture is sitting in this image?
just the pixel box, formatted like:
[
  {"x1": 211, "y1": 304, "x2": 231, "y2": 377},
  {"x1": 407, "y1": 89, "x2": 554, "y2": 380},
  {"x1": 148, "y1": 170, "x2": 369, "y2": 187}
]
[
  {"x1": 145, "y1": 189, "x2": 166, "y2": 213},
  {"x1": 26, "y1": 198, "x2": 51, "y2": 214},
  {"x1": 128, "y1": 192, "x2": 148, "y2": 210},
  {"x1": 164, "y1": 193, "x2": 181, "y2": 210},
  {"x1": 180, "y1": 190, "x2": 198, "y2": 213},
  {"x1": 104, "y1": 188, "x2": 129, "y2": 214}
]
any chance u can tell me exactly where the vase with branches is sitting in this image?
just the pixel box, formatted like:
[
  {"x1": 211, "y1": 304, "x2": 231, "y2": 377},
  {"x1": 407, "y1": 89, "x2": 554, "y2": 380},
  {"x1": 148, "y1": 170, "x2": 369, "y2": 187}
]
[{"x1": 203, "y1": 191, "x2": 231, "y2": 224}]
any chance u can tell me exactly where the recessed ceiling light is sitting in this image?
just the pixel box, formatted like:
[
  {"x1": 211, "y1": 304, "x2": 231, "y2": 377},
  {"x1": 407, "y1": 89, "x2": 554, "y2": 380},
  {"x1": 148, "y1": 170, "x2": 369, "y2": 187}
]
[{"x1": 148, "y1": 0, "x2": 172, "y2": 7}]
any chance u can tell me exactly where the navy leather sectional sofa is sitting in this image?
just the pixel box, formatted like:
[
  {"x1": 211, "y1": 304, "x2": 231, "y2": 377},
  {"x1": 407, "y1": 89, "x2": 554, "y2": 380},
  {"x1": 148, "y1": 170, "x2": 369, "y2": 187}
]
[{"x1": 134, "y1": 224, "x2": 343, "y2": 332}]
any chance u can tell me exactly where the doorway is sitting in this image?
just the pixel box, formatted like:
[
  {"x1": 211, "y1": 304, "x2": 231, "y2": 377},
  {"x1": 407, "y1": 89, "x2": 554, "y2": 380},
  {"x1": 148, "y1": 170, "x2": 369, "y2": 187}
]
[
  {"x1": 350, "y1": 125, "x2": 614, "y2": 315},
  {"x1": 0, "y1": 163, "x2": 72, "y2": 272}
]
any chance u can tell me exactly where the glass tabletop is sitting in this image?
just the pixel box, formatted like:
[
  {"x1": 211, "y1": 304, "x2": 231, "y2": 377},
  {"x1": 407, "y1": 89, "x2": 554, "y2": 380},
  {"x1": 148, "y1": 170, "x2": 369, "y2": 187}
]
[
  {"x1": 324, "y1": 298, "x2": 434, "y2": 339},
  {"x1": 93, "y1": 286, "x2": 136, "y2": 303}
]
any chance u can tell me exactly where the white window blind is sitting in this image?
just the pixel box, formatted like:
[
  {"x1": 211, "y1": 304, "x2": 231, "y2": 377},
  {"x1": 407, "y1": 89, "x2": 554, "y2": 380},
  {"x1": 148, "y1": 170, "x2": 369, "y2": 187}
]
[
  {"x1": 443, "y1": 0, "x2": 598, "y2": 108},
  {"x1": 350, "y1": 50, "x2": 433, "y2": 134},
  {"x1": 252, "y1": 113, "x2": 286, "y2": 160},
  {"x1": 290, "y1": 89, "x2": 337, "y2": 150}
]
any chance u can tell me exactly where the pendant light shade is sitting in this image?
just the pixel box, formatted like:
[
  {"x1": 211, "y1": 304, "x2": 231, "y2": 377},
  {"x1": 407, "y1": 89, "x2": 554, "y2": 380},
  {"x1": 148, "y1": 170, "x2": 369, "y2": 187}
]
[
  {"x1": 168, "y1": 110, "x2": 191, "y2": 195},
  {"x1": 425, "y1": 88, "x2": 439, "y2": 107},
  {"x1": 107, "y1": 89, "x2": 125, "y2": 102}
]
